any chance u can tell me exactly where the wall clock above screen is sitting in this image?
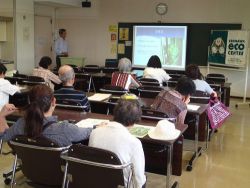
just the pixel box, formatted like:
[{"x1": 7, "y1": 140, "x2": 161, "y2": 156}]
[{"x1": 155, "y1": 3, "x2": 168, "y2": 16}]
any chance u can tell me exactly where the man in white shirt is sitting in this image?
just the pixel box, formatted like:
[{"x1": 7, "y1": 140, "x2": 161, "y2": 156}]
[
  {"x1": 55, "y1": 28, "x2": 68, "y2": 68},
  {"x1": 89, "y1": 99, "x2": 146, "y2": 188},
  {"x1": 0, "y1": 63, "x2": 20, "y2": 110}
]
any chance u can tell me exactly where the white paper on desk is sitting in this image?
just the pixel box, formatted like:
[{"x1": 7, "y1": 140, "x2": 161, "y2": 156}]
[
  {"x1": 187, "y1": 104, "x2": 200, "y2": 111},
  {"x1": 88, "y1": 93, "x2": 111, "y2": 101},
  {"x1": 128, "y1": 124, "x2": 154, "y2": 138},
  {"x1": 76, "y1": 118, "x2": 110, "y2": 128},
  {"x1": 18, "y1": 85, "x2": 28, "y2": 90}
]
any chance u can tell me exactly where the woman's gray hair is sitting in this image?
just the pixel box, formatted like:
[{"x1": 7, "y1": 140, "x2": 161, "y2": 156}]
[
  {"x1": 59, "y1": 67, "x2": 75, "y2": 84},
  {"x1": 118, "y1": 58, "x2": 132, "y2": 73}
]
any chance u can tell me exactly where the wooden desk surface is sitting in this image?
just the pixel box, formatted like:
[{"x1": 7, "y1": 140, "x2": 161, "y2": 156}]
[
  {"x1": 7, "y1": 108, "x2": 187, "y2": 145},
  {"x1": 53, "y1": 108, "x2": 188, "y2": 144}
]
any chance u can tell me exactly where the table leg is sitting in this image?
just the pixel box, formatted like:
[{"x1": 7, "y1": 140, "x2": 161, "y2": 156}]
[
  {"x1": 186, "y1": 114, "x2": 202, "y2": 171},
  {"x1": 166, "y1": 144, "x2": 178, "y2": 188}
]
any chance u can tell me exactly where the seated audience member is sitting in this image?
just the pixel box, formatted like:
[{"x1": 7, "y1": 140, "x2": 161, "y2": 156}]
[
  {"x1": 143, "y1": 55, "x2": 171, "y2": 86},
  {"x1": 111, "y1": 58, "x2": 141, "y2": 90},
  {"x1": 0, "y1": 63, "x2": 20, "y2": 109},
  {"x1": 89, "y1": 99, "x2": 146, "y2": 188},
  {"x1": 186, "y1": 64, "x2": 217, "y2": 97},
  {"x1": 151, "y1": 77, "x2": 196, "y2": 124},
  {"x1": 0, "y1": 104, "x2": 17, "y2": 130},
  {"x1": 0, "y1": 85, "x2": 91, "y2": 146},
  {"x1": 33, "y1": 56, "x2": 61, "y2": 90},
  {"x1": 54, "y1": 65, "x2": 90, "y2": 112}
]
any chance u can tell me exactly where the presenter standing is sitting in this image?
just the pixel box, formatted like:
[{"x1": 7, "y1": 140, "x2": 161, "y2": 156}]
[{"x1": 55, "y1": 28, "x2": 68, "y2": 69}]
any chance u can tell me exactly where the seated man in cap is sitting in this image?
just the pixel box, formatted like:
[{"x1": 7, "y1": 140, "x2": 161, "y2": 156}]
[
  {"x1": 54, "y1": 65, "x2": 90, "y2": 111},
  {"x1": 89, "y1": 99, "x2": 146, "y2": 188}
]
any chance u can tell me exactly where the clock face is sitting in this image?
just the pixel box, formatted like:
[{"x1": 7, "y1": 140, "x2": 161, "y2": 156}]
[{"x1": 156, "y1": 3, "x2": 168, "y2": 15}]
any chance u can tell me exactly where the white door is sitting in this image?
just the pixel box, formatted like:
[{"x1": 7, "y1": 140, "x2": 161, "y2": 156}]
[{"x1": 34, "y1": 16, "x2": 53, "y2": 67}]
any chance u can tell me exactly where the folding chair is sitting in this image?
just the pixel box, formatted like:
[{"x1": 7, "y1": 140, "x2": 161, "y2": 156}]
[
  {"x1": 206, "y1": 73, "x2": 226, "y2": 84},
  {"x1": 106, "y1": 97, "x2": 120, "y2": 115},
  {"x1": 13, "y1": 73, "x2": 28, "y2": 79},
  {"x1": 105, "y1": 59, "x2": 118, "y2": 68},
  {"x1": 61, "y1": 144, "x2": 134, "y2": 188},
  {"x1": 22, "y1": 76, "x2": 46, "y2": 86},
  {"x1": 83, "y1": 65, "x2": 101, "y2": 73},
  {"x1": 138, "y1": 86, "x2": 162, "y2": 98},
  {"x1": 4, "y1": 77, "x2": 19, "y2": 84},
  {"x1": 12, "y1": 73, "x2": 29, "y2": 85},
  {"x1": 100, "y1": 85, "x2": 128, "y2": 95},
  {"x1": 56, "y1": 99, "x2": 89, "y2": 112},
  {"x1": 102, "y1": 67, "x2": 119, "y2": 73},
  {"x1": 0, "y1": 139, "x2": 3, "y2": 154},
  {"x1": 139, "y1": 78, "x2": 160, "y2": 86},
  {"x1": 190, "y1": 90, "x2": 210, "y2": 104},
  {"x1": 75, "y1": 73, "x2": 96, "y2": 92},
  {"x1": 7, "y1": 135, "x2": 69, "y2": 187},
  {"x1": 168, "y1": 73, "x2": 184, "y2": 79},
  {"x1": 141, "y1": 108, "x2": 176, "y2": 122},
  {"x1": 166, "y1": 78, "x2": 178, "y2": 88}
]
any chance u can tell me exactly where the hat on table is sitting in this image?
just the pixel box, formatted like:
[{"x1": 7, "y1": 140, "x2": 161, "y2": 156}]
[{"x1": 148, "y1": 119, "x2": 180, "y2": 140}]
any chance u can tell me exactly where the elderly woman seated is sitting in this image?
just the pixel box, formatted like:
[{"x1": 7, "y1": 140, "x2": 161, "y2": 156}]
[{"x1": 111, "y1": 58, "x2": 141, "y2": 90}]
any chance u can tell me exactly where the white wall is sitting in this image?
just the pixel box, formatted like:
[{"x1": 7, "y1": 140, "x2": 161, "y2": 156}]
[
  {"x1": 16, "y1": 0, "x2": 35, "y2": 74},
  {"x1": 0, "y1": 0, "x2": 13, "y2": 17},
  {"x1": 1, "y1": 22, "x2": 14, "y2": 61},
  {"x1": 0, "y1": 0, "x2": 14, "y2": 61},
  {"x1": 34, "y1": 0, "x2": 250, "y2": 97}
]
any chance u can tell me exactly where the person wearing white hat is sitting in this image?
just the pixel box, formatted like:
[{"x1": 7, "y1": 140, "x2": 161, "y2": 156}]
[
  {"x1": 151, "y1": 77, "x2": 196, "y2": 124},
  {"x1": 89, "y1": 99, "x2": 146, "y2": 188},
  {"x1": 148, "y1": 119, "x2": 181, "y2": 140}
]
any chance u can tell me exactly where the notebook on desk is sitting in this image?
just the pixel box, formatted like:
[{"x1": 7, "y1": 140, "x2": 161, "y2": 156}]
[
  {"x1": 187, "y1": 104, "x2": 200, "y2": 111},
  {"x1": 128, "y1": 124, "x2": 154, "y2": 138},
  {"x1": 76, "y1": 118, "x2": 110, "y2": 128},
  {"x1": 88, "y1": 93, "x2": 111, "y2": 101}
]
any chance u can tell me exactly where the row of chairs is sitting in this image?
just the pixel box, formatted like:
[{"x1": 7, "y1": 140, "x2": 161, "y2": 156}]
[
  {"x1": 5, "y1": 75, "x2": 46, "y2": 86},
  {"x1": 5, "y1": 136, "x2": 132, "y2": 188},
  {"x1": 63, "y1": 64, "x2": 119, "y2": 74}
]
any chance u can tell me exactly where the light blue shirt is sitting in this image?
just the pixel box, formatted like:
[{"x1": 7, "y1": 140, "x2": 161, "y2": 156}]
[
  {"x1": 193, "y1": 79, "x2": 214, "y2": 94},
  {"x1": 0, "y1": 116, "x2": 92, "y2": 147},
  {"x1": 55, "y1": 37, "x2": 68, "y2": 55}
]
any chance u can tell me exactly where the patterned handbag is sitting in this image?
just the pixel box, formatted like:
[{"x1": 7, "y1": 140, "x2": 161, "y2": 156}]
[{"x1": 207, "y1": 99, "x2": 230, "y2": 129}]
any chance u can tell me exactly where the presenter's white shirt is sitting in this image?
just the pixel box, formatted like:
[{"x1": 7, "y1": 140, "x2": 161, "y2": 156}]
[
  {"x1": 143, "y1": 67, "x2": 171, "y2": 85},
  {"x1": 55, "y1": 37, "x2": 68, "y2": 55},
  {"x1": 193, "y1": 79, "x2": 213, "y2": 94},
  {"x1": 0, "y1": 78, "x2": 20, "y2": 109},
  {"x1": 89, "y1": 122, "x2": 146, "y2": 188}
]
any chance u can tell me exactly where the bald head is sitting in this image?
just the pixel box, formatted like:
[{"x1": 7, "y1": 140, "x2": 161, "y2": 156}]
[{"x1": 58, "y1": 65, "x2": 75, "y2": 85}]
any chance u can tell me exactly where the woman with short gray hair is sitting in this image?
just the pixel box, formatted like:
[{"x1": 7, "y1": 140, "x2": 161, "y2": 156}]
[{"x1": 111, "y1": 58, "x2": 141, "y2": 90}]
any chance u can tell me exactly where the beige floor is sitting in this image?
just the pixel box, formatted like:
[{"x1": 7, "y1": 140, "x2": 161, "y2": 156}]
[{"x1": 1, "y1": 98, "x2": 250, "y2": 188}]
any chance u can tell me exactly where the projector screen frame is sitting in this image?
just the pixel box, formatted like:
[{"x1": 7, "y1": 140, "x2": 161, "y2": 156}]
[{"x1": 132, "y1": 24, "x2": 189, "y2": 71}]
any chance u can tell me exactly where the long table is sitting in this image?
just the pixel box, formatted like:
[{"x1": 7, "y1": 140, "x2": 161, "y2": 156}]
[
  {"x1": 88, "y1": 95, "x2": 209, "y2": 171},
  {"x1": 133, "y1": 97, "x2": 209, "y2": 171},
  {"x1": 10, "y1": 87, "x2": 208, "y2": 172},
  {"x1": 7, "y1": 109, "x2": 187, "y2": 188}
]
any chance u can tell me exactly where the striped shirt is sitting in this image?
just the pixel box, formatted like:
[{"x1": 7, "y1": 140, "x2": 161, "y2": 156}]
[
  {"x1": 33, "y1": 67, "x2": 61, "y2": 90},
  {"x1": 111, "y1": 72, "x2": 141, "y2": 90},
  {"x1": 54, "y1": 86, "x2": 90, "y2": 112}
]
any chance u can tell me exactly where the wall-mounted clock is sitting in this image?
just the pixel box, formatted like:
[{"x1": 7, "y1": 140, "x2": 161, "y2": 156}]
[{"x1": 156, "y1": 3, "x2": 168, "y2": 16}]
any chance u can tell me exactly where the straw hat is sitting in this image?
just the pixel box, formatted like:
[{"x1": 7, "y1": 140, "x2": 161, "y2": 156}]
[{"x1": 148, "y1": 119, "x2": 180, "y2": 140}]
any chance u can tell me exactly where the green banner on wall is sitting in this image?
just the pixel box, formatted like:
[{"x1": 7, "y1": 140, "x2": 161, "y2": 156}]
[{"x1": 208, "y1": 30, "x2": 249, "y2": 68}]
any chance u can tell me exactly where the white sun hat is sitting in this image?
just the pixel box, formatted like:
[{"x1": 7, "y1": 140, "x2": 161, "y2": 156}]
[{"x1": 148, "y1": 119, "x2": 181, "y2": 140}]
